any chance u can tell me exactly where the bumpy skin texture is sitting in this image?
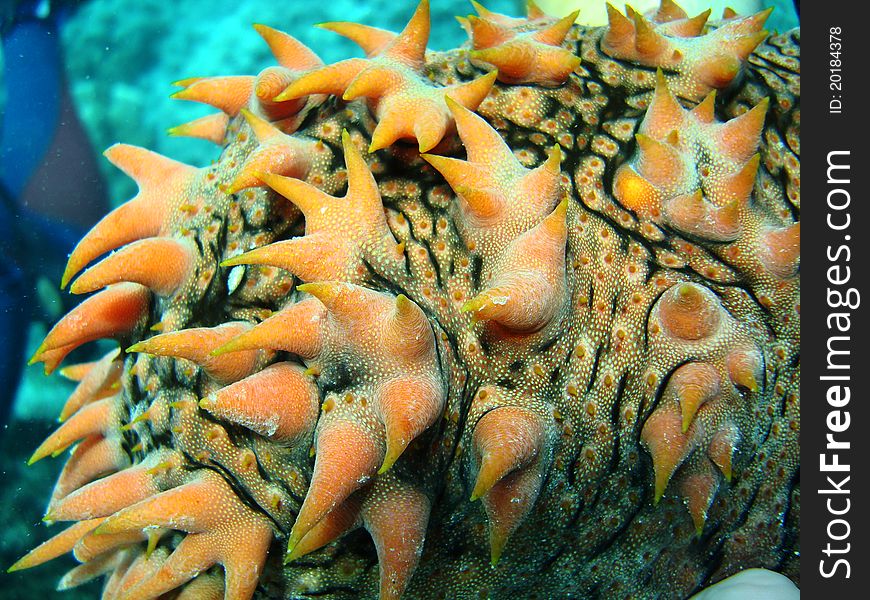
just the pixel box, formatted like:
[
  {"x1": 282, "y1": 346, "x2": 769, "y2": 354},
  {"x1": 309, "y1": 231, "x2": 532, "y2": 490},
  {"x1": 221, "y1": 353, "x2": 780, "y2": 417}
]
[{"x1": 15, "y1": 2, "x2": 800, "y2": 599}]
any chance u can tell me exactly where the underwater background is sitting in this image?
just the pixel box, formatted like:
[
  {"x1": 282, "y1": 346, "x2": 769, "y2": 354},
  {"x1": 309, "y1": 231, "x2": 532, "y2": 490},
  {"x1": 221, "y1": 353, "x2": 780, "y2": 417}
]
[{"x1": 1, "y1": 0, "x2": 798, "y2": 598}]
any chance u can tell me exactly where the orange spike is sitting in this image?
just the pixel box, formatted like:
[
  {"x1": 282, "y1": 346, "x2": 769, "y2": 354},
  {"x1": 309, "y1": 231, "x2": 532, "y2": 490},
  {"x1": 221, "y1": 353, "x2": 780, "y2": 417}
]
[
  {"x1": 655, "y1": 282, "x2": 722, "y2": 341},
  {"x1": 285, "y1": 493, "x2": 364, "y2": 562},
  {"x1": 654, "y1": 0, "x2": 688, "y2": 22},
  {"x1": 31, "y1": 283, "x2": 150, "y2": 368},
  {"x1": 253, "y1": 169, "x2": 334, "y2": 218},
  {"x1": 520, "y1": 144, "x2": 562, "y2": 206},
  {"x1": 58, "y1": 360, "x2": 98, "y2": 382},
  {"x1": 28, "y1": 398, "x2": 117, "y2": 465},
  {"x1": 7, "y1": 519, "x2": 105, "y2": 572},
  {"x1": 533, "y1": 10, "x2": 579, "y2": 46},
  {"x1": 376, "y1": 375, "x2": 443, "y2": 473},
  {"x1": 95, "y1": 475, "x2": 233, "y2": 535},
  {"x1": 719, "y1": 7, "x2": 772, "y2": 36},
  {"x1": 46, "y1": 452, "x2": 175, "y2": 522},
  {"x1": 70, "y1": 237, "x2": 195, "y2": 296},
  {"x1": 167, "y1": 112, "x2": 230, "y2": 145},
  {"x1": 128, "y1": 322, "x2": 265, "y2": 384},
  {"x1": 443, "y1": 69, "x2": 498, "y2": 114},
  {"x1": 668, "y1": 362, "x2": 721, "y2": 432},
  {"x1": 253, "y1": 24, "x2": 323, "y2": 70},
  {"x1": 715, "y1": 153, "x2": 760, "y2": 205},
  {"x1": 383, "y1": 0, "x2": 430, "y2": 69},
  {"x1": 691, "y1": 90, "x2": 716, "y2": 123},
  {"x1": 481, "y1": 457, "x2": 545, "y2": 566},
  {"x1": 411, "y1": 103, "x2": 452, "y2": 153},
  {"x1": 286, "y1": 419, "x2": 385, "y2": 553},
  {"x1": 361, "y1": 478, "x2": 431, "y2": 600},
  {"x1": 220, "y1": 234, "x2": 344, "y2": 282},
  {"x1": 211, "y1": 299, "x2": 326, "y2": 360},
  {"x1": 200, "y1": 362, "x2": 320, "y2": 444},
  {"x1": 59, "y1": 349, "x2": 121, "y2": 422},
  {"x1": 760, "y1": 222, "x2": 800, "y2": 279},
  {"x1": 293, "y1": 283, "x2": 355, "y2": 317},
  {"x1": 421, "y1": 153, "x2": 487, "y2": 194},
  {"x1": 632, "y1": 13, "x2": 668, "y2": 58},
  {"x1": 170, "y1": 76, "x2": 255, "y2": 116},
  {"x1": 603, "y1": 3, "x2": 635, "y2": 54},
  {"x1": 253, "y1": 66, "x2": 308, "y2": 120},
  {"x1": 664, "y1": 190, "x2": 742, "y2": 242},
  {"x1": 466, "y1": 15, "x2": 513, "y2": 49},
  {"x1": 35, "y1": 345, "x2": 78, "y2": 376},
  {"x1": 62, "y1": 145, "x2": 197, "y2": 288},
  {"x1": 726, "y1": 347, "x2": 763, "y2": 392},
  {"x1": 641, "y1": 402, "x2": 697, "y2": 503},
  {"x1": 342, "y1": 64, "x2": 405, "y2": 99},
  {"x1": 463, "y1": 200, "x2": 567, "y2": 332},
  {"x1": 634, "y1": 133, "x2": 684, "y2": 188},
  {"x1": 50, "y1": 435, "x2": 129, "y2": 504},
  {"x1": 318, "y1": 21, "x2": 397, "y2": 57},
  {"x1": 387, "y1": 294, "x2": 436, "y2": 360},
  {"x1": 56, "y1": 550, "x2": 119, "y2": 590},
  {"x1": 108, "y1": 473, "x2": 273, "y2": 600},
  {"x1": 473, "y1": 41, "x2": 579, "y2": 86},
  {"x1": 341, "y1": 129, "x2": 380, "y2": 199},
  {"x1": 641, "y1": 70, "x2": 686, "y2": 139},
  {"x1": 471, "y1": 406, "x2": 547, "y2": 501},
  {"x1": 453, "y1": 184, "x2": 503, "y2": 222},
  {"x1": 670, "y1": 9, "x2": 710, "y2": 37},
  {"x1": 240, "y1": 107, "x2": 283, "y2": 142},
  {"x1": 717, "y1": 97, "x2": 768, "y2": 163},
  {"x1": 274, "y1": 58, "x2": 368, "y2": 101},
  {"x1": 679, "y1": 460, "x2": 720, "y2": 536},
  {"x1": 612, "y1": 164, "x2": 660, "y2": 214},
  {"x1": 707, "y1": 425, "x2": 738, "y2": 481},
  {"x1": 73, "y1": 526, "x2": 153, "y2": 563},
  {"x1": 722, "y1": 7, "x2": 738, "y2": 19},
  {"x1": 444, "y1": 94, "x2": 513, "y2": 167}
]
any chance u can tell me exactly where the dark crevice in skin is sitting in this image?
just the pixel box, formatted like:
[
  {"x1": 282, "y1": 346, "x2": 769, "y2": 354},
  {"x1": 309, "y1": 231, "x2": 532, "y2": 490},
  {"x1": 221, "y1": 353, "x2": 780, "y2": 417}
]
[
  {"x1": 585, "y1": 344, "x2": 603, "y2": 394},
  {"x1": 775, "y1": 472, "x2": 800, "y2": 570},
  {"x1": 182, "y1": 452, "x2": 290, "y2": 534},
  {"x1": 609, "y1": 373, "x2": 629, "y2": 450}
]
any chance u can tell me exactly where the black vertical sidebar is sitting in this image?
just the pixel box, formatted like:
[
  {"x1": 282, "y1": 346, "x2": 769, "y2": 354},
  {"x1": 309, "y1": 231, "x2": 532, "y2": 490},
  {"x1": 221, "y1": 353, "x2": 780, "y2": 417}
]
[{"x1": 802, "y1": 0, "x2": 869, "y2": 596}]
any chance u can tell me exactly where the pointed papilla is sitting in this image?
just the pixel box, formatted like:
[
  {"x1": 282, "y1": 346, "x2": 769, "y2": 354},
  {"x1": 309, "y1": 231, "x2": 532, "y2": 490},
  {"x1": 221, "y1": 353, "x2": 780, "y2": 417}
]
[
  {"x1": 200, "y1": 362, "x2": 320, "y2": 444},
  {"x1": 70, "y1": 237, "x2": 195, "y2": 297},
  {"x1": 128, "y1": 322, "x2": 265, "y2": 384},
  {"x1": 171, "y1": 75, "x2": 255, "y2": 116},
  {"x1": 212, "y1": 299, "x2": 326, "y2": 360},
  {"x1": 62, "y1": 144, "x2": 197, "y2": 288},
  {"x1": 287, "y1": 419, "x2": 384, "y2": 554}
]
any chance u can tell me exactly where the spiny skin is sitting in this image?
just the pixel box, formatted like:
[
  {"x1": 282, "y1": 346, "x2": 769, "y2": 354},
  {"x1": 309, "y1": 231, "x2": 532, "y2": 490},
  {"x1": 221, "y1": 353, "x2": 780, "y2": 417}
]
[{"x1": 15, "y1": 2, "x2": 799, "y2": 599}]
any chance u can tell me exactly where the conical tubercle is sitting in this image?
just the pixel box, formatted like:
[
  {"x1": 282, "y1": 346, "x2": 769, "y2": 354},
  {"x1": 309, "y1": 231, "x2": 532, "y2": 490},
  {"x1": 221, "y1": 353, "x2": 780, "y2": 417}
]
[
  {"x1": 212, "y1": 298, "x2": 326, "y2": 360},
  {"x1": 199, "y1": 362, "x2": 320, "y2": 444},
  {"x1": 361, "y1": 476, "x2": 431, "y2": 600},
  {"x1": 470, "y1": 400, "x2": 551, "y2": 565},
  {"x1": 30, "y1": 283, "x2": 150, "y2": 373},
  {"x1": 62, "y1": 144, "x2": 197, "y2": 289},
  {"x1": 286, "y1": 418, "x2": 385, "y2": 555},
  {"x1": 69, "y1": 236, "x2": 196, "y2": 297},
  {"x1": 127, "y1": 321, "x2": 266, "y2": 384},
  {"x1": 463, "y1": 199, "x2": 568, "y2": 333}
]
